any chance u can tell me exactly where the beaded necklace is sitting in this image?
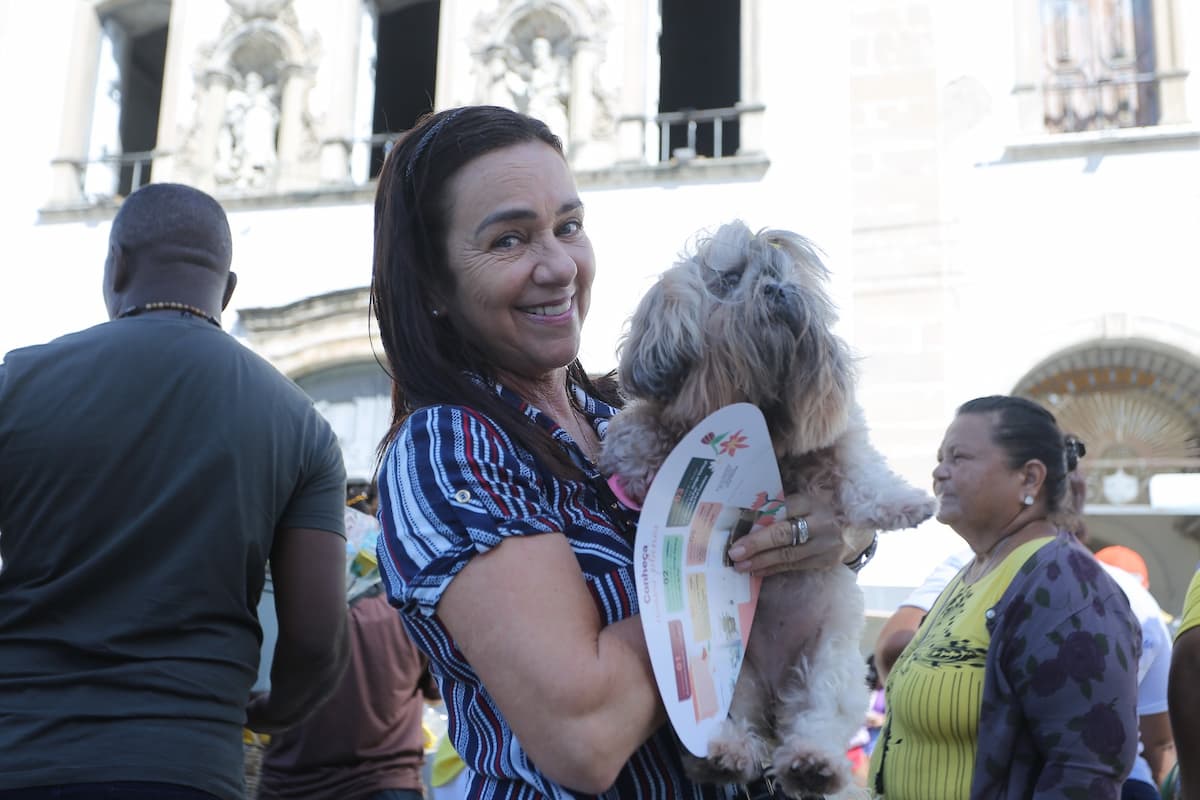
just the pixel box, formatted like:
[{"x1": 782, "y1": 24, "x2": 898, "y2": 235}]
[{"x1": 117, "y1": 301, "x2": 221, "y2": 328}]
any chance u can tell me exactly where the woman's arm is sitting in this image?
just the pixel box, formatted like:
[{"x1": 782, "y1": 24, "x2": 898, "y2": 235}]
[
  {"x1": 1134, "y1": 611, "x2": 1176, "y2": 786},
  {"x1": 437, "y1": 531, "x2": 663, "y2": 794},
  {"x1": 1007, "y1": 571, "x2": 1141, "y2": 797},
  {"x1": 1171, "y1": 626, "x2": 1200, "y2": 800},
  {"x1": 386, "y1": 406, "x2": 850, "y2": 793}
]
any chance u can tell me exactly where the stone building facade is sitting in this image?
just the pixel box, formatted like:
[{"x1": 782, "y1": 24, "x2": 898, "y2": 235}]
[{"x1": 3, "y1": 0, "x2": 1200, "y2": 619}]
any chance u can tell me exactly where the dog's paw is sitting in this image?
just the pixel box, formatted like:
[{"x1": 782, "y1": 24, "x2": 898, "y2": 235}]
[
  {"x1": 770, "y1": 743, "x2": 849, "y2": 798},
  {"x1": 877, "y1": 491, "x2": 937, "y2": 531},
  {"x1": 681, "y1": 736, "x2": 765, "y2": 786}
]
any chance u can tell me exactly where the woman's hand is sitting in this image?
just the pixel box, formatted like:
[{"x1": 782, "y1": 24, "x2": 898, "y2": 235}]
[{"x1": 726, "y1": 491, "x2": 851, "y2": 577}]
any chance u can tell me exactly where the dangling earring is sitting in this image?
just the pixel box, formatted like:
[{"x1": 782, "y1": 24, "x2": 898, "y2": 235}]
[{"x1": 1023, "y1": 495, "x2": 1034, "y2": 506}]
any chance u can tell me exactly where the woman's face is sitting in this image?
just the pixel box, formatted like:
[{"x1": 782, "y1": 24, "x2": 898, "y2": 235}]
[
  {"x1": 932, "y1": 412, "x2": 1025, "y2": 535},
  {"x1": 440, "y1": 140, "x2": 594, "y2": 382}
]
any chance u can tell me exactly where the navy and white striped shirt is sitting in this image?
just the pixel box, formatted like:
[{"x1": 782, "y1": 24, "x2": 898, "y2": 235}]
[{"x1": 377, "y1": 380, "x2": 737, "y2": 800}]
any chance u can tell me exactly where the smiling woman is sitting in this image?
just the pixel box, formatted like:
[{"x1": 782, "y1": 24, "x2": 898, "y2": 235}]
[
  {"x1": 368, "y1": 106, "x2": 704, "y2": 799},
  {"x1": 440, "y1": 139, "x2": 595, "y2": 403},
  {"x1": 366, "y1": 106, "x2": 850, "y2": 800}
]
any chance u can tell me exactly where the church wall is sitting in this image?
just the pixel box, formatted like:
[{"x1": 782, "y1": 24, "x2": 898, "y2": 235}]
[{"x1": 2, "y1": 0, "x2": 1199, "y2": 598}]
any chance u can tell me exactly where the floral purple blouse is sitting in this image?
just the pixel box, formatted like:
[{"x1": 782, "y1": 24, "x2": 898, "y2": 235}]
[{"x1": 969, "y1": 532, "x2": 1141, "y2": 798}]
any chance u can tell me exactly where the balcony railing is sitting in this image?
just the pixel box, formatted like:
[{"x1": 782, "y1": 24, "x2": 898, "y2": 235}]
[
  {"x1": 53, "y1": 149, "x2": 160, "y2": 204},
  {"x1": 1043, "y1": 71, "x2": 1162, "y2": 133},
  {"x1": 48, "y1": 105, "x2": 770, "y2": 209},
  {"x1": 349, "y1": 131, "x2": 403, "y2": 183},
  {"x1": 619, "y1": 103, "x2": 766, "y2": 164}
]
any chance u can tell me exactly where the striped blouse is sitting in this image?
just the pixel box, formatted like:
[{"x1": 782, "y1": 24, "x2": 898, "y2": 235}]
[{"x1": 376, "y1": 379, "x2": 738, "y2": 800}]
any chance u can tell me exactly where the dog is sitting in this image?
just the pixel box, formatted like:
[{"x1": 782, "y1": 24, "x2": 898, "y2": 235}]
[{"x1": 599, "y1": 221, "x2": 935, "y2": 798}]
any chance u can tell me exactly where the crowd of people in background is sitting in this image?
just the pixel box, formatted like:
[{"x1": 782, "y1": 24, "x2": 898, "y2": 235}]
[{"x1": 0, "y1": 106, "x2": 1197, "y2": 800}]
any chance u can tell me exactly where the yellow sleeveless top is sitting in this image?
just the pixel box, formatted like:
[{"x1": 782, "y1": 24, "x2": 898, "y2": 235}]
[
  {"x1": 431, "y1": 733, "x2": 468, "y2": 788},
  {"x1": 1178, "y1": 568, "x2": 1200, "y2": 640},
  {"x1": 870, "y1": 537, "x2": 1053, "y2": 799}
]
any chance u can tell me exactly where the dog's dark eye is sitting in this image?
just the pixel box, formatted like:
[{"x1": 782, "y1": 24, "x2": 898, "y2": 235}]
[{"x1": 714, "y1": 269, "x2": 742, "y2": 295}]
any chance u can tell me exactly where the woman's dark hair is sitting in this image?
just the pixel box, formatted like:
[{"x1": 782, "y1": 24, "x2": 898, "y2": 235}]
[
  {"x1": 865, "y1": 654, "x2": 880, "y2": 691},
  {"x1": 346, "y1": 480, "x2": 377, "y2": 513},
  {"x1": 370, "y1": 105, "x2": 620, "y2": 477},
  {"x1": 956, "y1": 395, "x2": 1087, "y2": 513}
]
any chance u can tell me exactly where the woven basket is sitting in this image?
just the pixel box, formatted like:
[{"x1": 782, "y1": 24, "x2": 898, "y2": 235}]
[{"x1": 243, "y1": 729, "x2": 270, "y2": 799}]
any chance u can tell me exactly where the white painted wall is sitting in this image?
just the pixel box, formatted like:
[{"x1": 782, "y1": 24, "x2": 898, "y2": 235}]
[{"x1": 2, "y1": 0, "x2": 1198, "y2": 596}]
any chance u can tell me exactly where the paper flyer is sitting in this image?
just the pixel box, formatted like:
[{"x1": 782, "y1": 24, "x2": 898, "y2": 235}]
[{"x1": 634, "y1": 403, "x2": 784, "y2": 756}]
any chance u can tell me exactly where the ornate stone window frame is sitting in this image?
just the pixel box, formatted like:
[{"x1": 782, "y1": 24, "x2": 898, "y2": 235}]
[
  {"x1": 1008, "y1": 0, "x2": 1198, "y2": 160},
  {"x1": 460, "y1": 0, "x2": 769, "y2": 184},
  {"x1": 47, "y1": 0, "x2": 173, "y2": 210}
]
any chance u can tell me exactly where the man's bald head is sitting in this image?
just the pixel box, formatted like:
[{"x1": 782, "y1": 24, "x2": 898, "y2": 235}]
[
  {"x1": 104, "y1": 184, "x2": 237, "y2": 321},
  {"x1": 109, "y1": 183, "x2": 232, "y2": 275}
]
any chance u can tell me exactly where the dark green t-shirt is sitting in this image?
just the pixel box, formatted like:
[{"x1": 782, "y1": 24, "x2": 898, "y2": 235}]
[{"x1": 0, "y1": 315, "x2": 346, "y2": 799}]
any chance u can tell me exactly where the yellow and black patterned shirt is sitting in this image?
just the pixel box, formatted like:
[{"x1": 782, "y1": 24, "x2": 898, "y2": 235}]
[{"x1": 870, "y1": 537, "x2": 1054, "y2": 799}]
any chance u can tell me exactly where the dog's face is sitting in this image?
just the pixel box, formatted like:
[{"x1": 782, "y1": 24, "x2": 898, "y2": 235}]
[{"x1": 619, "y1": 221, "x2": 854, "y2": 453}]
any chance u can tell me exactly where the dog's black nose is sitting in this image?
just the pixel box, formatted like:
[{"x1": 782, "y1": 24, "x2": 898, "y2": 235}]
[{"x1": 764, "y1": 282, "x2": 805, "y2": 334}]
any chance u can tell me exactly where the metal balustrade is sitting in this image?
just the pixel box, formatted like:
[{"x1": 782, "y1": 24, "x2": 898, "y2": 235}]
[
  {"x1": 653, "y1": 104, "x2": 760, "y2": 162},
  {"x1": 49, "y1": 104, "x2": 768, "y2": 208},
  {"x1": 58, "y1": 149, "x2": 159, "y2": 203}
]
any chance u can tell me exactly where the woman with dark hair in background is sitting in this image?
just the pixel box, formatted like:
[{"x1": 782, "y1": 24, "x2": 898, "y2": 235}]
[{"x1": 870, "y1": 395, "x2": 1141, "y2": 799}]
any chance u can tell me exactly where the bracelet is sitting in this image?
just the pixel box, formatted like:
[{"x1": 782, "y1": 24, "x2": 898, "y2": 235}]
[{"x1": 844, "y1": 533, "x2": 878, "y2": 573}]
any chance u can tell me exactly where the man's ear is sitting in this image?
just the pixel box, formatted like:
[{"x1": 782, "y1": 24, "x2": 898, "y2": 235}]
[{"x1": 222, "y1": 272, "x2": 238, "y2": 310}]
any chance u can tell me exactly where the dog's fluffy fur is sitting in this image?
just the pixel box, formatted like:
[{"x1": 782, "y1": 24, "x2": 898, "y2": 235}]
[{"x1": 600, "y1": 221, "x2": 935, "y2": 798}]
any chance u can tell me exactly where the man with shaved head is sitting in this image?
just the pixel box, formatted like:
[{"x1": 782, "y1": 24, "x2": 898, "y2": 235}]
[{"x1": 0, "y1": 183, "x2": 349, "y2": 800}]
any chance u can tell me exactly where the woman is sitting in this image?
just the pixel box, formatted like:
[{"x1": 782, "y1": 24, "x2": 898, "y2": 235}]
[
  {"x1": 1168, "y1": 565, "x2": 1200, "y2": 800},
  {"x1": 870, "y1": 395, "x2": 1141, "y2": 798},
  {"x1": 257, "y1": 484, "x2": 437, "y2": 800},
  {"x1": 369, "y1": 105, "x2": 875, "y2": 799}
]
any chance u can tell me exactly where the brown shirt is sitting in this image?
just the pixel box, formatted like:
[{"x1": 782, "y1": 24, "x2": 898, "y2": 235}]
[{"x1": 259, "y1": 587, "x2": 435, "y2": 800}]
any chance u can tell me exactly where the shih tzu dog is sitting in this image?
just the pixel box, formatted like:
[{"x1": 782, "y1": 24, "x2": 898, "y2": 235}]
[{"x1": 600, "y1": 221, "x2": 935, "y2": 798}]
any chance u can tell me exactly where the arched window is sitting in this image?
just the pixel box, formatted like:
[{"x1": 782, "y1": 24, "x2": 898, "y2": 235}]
[
  {"x1": 1014, "y1": 339, "x2": 1200, "y2": 613},
  {"x1": 295, "y1": 362, "x2": 393, "y2": 483}
]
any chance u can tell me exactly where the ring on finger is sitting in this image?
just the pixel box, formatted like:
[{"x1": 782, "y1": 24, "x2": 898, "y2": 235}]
[{"x1": 790, "y1": 516, "x2": 810, "y2": 547}]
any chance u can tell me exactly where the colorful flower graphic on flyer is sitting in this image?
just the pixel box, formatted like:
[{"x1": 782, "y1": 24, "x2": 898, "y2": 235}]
[{"x1": 701, "y1": 429, "x2": 750, "y2": 458}]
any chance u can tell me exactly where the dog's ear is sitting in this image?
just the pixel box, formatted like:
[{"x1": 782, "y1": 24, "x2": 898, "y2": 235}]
[{"x1": 618, "y1": 265, "x2": 707, "y2": 401}]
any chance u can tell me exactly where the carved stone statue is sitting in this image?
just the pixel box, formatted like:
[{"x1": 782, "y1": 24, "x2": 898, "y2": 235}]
[
  {"x1": 220, "y1": 71, "x2": 280, "y2": 189},
  {"x1": 523, "y1": 37, "x2": 569, "y2": 140}
]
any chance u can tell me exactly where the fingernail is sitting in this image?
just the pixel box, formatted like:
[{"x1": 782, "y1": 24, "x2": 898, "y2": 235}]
[
  {"x1": 727, "y1": 545, "x2": 745, "y2": 560},
  {"x1": 733, "y1": 560, "x2": 751, "y2": 573}
]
